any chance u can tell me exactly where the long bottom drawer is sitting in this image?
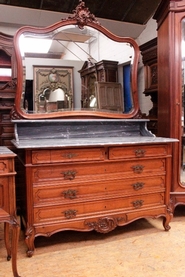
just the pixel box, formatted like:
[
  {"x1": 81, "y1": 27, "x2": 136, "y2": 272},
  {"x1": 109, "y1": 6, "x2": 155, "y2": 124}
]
[
  {"x1": 33, "y1": 205, "x2": 170, "y2": 235},
  {"x1": 33, "y1": 192, "x2": 164, "y2": 223}
]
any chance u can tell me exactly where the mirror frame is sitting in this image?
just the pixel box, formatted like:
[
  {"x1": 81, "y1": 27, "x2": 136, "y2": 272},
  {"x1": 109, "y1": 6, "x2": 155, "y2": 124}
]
[{"x1": 12, "y1": 0, "x2": 140, "y2": 120}]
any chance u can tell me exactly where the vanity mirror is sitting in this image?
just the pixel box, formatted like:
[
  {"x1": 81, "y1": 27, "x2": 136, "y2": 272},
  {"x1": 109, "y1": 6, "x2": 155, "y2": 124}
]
[{"x1": 13, "y1": 0, "x2": 140, "y2": 119}]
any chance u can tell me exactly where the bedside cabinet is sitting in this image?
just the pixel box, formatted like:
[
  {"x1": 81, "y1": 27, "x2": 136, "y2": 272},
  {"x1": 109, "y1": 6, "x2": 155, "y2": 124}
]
[{"x1": 0, "y1": 147, "x2": 20, "y2": 277}]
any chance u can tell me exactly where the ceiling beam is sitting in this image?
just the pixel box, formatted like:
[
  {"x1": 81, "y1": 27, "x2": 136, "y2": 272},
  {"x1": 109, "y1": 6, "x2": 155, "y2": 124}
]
[
  {"x1": 121, "y1": 0, "x2": 137, "y2": 21},
  {"x1": 39, "y1": 0, "x2": 44, "y2": 9}
]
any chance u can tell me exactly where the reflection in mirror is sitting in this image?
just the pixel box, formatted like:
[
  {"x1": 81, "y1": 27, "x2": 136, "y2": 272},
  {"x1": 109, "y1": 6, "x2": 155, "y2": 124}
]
[
  {"x1": 19, "y1": 26, "x2": 134, "y2": 114},
  {"x1": 181, "y1": 19, "x2": 185, "y2": 185},
  {"x1": 13, "y1": 0, "x2": 140, "y2": 119}
]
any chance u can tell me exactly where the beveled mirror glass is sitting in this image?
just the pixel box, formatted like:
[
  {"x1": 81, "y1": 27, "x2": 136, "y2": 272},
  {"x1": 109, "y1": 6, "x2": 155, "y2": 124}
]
[{"x1": 13, "y1": 0, "x2": 140, "y2": 119}]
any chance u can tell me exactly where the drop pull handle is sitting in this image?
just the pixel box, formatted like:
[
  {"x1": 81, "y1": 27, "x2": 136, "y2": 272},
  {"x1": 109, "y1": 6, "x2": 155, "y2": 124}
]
[
  {"x1": 132, "y1": 165, "x2": 144, "y2": 173},
  {"x1": 132, "y1": 200, "x2": 144, "y2": 208},
  {"x1": 63, "y1": 209, "x2": 77, "y2": 219},
  {"x1": 62, "y1": 189, "x2": 77, "y2": 199},
  {"x1": 132, "y1": 182, "x2": 144, "y2": 190},
  {"x1": 61, "y1": 170, "x2": 77, "y2": 180},
  {"x1": 134, "y1": 149, "x2": 146, "y2": 157}
]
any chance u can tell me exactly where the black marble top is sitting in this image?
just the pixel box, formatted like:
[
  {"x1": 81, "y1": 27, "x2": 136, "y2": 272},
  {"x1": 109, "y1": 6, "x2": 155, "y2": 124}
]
[
  {"x1": 0, "y1": 146, "x2": 16, "y2": 156},
  {"x1": 11, "y1": 119, "x2": 178, "y2": 149},
  {"x1": 11, "y1": 136, "x2": 178, "y2": 149}
]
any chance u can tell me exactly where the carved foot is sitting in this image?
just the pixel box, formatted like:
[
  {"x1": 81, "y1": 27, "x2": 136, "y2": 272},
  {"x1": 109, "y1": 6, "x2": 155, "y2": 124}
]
[
  {"x1": 163, "y1": 217, "x2": 171, "y2": 231},
  {"x1": 163, "y1": 201, "x2": 173, "y2": 231},
  {"x1": 7, "y1": 255, "x2": 11, "y2": 261},
  {"x1": 25, "y1": 225, "x2": 35, "y2": 257},
  {"x1": 26, "y1": 249, "x2": 34, "y2": 258}
]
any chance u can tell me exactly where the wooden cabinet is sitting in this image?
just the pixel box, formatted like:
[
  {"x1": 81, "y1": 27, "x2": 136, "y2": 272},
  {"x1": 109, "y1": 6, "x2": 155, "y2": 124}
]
[
  {"x1": 0, "y1": 147, "x2": 20, "y2": 277},
  {"x1": 79, "y1": 60, "x2": 118, "y2": 108},
  {"x1": 0, "y1": 32, "x2": 16, "y2": 149},
  {"x1": 140, "y1": 38, "x2": 158, "y2": 135},
  {"x1": 154, "y1": 0, "x2": 185, "y2": 210},
  {"x1": 12, "y1": 119, "x2": 176, "y2": 257}
]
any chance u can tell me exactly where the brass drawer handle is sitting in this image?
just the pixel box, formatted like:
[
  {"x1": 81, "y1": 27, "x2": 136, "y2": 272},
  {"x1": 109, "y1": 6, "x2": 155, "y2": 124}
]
[
  {"x1": 62, "y1": 189, "x2": 77, "y2": 199},
  {"x1": 62, "y1": 153, "x2": 78, "y2": 159},
  {"x1": 63, "y1": 209, "x2": 77, "y2": 219},
  {"x1": 134, "y1": 149, "x2": 146, "y2": 157},
  {"x1": 61, "y1": 170, "x2": 77, "y2": 180},
  {"x1": 132, "y1": 165, "x2": 144, "y2": 173},
  {"x1": 132, "y1": 200, "x2": 144, "y2": 208},
  {"x1": 132, "y1": 182, "x2": 144, "y2": 190}
]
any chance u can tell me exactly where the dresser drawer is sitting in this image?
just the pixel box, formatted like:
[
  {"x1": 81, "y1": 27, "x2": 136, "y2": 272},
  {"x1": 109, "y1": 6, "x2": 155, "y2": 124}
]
[
  {"x1": 33, "y1": 175, "x2": 165, "y2": 204},
  {"x1": 109, "y1": 145, "x2": 168, "y2": 160},
  {"x1": 0, "y1": 159, "x2": 14, "y2": 174},
  {"x1": 33, "y1": 192, "x2": 165, "y2": 223},
  {"x1": 32, "y1": 148, "x2": 105, "y2": 164},
  {"x1": 32, "y1": 159, "x2": 166, "y2": 183}
]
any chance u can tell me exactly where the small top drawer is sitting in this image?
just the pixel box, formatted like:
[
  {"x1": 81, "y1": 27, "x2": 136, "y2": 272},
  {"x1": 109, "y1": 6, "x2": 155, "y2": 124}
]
[
  {"x1": 0, "y1": 159, "x2": 14, "y2": 174},
  {"x1": 109, "y1": 144, "x2": 168, "y2": 160},
  {"x1": 32, "y1": 147, "x2": 105, "y2": 164}
]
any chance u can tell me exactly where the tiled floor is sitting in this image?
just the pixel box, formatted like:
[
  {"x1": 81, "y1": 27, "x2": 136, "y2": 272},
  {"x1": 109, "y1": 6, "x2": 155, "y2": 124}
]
[{"x1": 1, "y1": 206, "x2": 185, "y2": 277}]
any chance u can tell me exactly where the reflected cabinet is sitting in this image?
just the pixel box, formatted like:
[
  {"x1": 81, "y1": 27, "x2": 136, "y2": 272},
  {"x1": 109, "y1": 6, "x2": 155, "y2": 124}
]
[
  {"x1": 79, "y1": 59, "x2": 124, "y2": 111},
  {"x1": 154, "y1": 0, "x2": 185, "y2": 209}
]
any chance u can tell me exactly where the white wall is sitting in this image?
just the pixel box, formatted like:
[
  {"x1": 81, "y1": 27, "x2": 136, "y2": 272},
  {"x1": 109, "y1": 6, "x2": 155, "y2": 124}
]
[{"x1": 136, "y1": 18, "x2": 157, "y2": 46}]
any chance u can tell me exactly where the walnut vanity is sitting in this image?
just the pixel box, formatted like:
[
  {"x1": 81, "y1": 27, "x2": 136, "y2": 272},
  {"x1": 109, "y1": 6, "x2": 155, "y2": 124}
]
[{"x1": 11, "y1": 0, "x2": 177, "y2": 257}]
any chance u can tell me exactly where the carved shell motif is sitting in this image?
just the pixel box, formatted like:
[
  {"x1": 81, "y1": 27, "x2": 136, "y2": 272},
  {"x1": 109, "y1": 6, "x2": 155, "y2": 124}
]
[
  {"x1": 85, "y1": 216, "x2": 127, "y2": 233},
  {"x1": 67, "y1": 0, "x2": 100, "y2": 29}
]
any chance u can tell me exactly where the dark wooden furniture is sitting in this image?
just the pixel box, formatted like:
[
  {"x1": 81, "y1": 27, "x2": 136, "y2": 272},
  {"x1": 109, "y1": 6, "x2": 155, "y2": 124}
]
[
  {"x1": 0, "y1": 32, "x2": 16, "y2": 150},
  {"x1": 94, "y1": 81, "x2": 123, "y2": 111},
  {"x1": 0, "y1": 146, "x2": 20, "y2": 277},
  {"x1": 12, "y1": 119, "x2": 176, "y2": 257},
  {"x1": 0, "y1": 33, "x2": 22, "y2": 211},
  {"x1": 140, "y1": 38, "x2": 158, "y2": 135},
  {"x1": 154, "y1": 0, "x2": 185, "y2": 210},
  {"x1": 79, "y1": 60, "x2": 118, "y2": 108}
]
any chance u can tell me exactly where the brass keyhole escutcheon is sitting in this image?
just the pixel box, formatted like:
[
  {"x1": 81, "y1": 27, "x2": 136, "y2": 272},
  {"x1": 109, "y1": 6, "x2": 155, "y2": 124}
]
[{"x1": 62, "y1": 153, "x2": 78, "y2": 159}]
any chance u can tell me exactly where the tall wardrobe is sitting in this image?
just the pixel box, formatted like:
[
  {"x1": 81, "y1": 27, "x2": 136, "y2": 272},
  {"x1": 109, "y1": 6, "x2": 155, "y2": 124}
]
[{"x1": 154, "y1": 0, "x2": 185, "y2": 209}]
